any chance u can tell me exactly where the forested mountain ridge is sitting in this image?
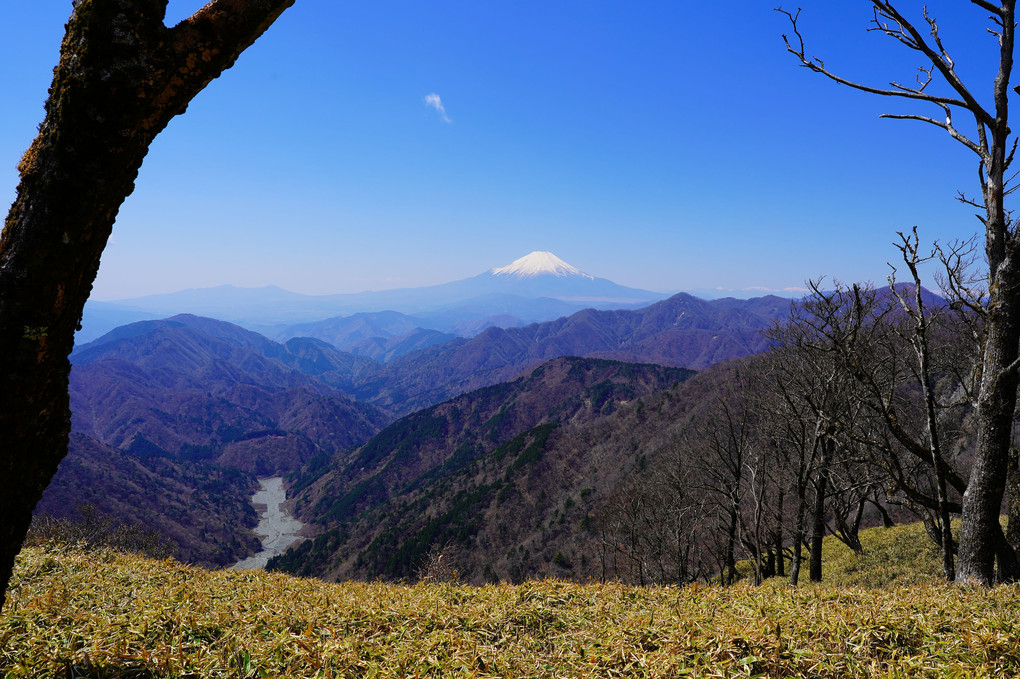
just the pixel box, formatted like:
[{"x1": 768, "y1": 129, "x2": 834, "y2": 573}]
[
  {"x1": 73, "y1": 292, "x2": 792, "y2": 423},
  {"x1": 40, "y1": 316, "x2": 391, "y2": 566},
  {"x1": 69, "y1": 314, "x2": 390, "y2": 475},
  {"x1": 35, "y1": 434, "x2": 260, "y2": 567},
  {"x1": 46, "y1": 291, "x2": 793, "y2": 570},
  {"x1": 46, "y1": 284, "x2": 967, "y2": 582},
  {"x1": 270, "y1": 356, "x2": 696, "y2": 582},
  {"x1": 347, "y1": 292, "x2": 792, "y2": 415}
]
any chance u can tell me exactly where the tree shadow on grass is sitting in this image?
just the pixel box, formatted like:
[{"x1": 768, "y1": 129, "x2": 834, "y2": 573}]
[{"x1": 54, "y1": 659, "x2": 198, "y2": 679}]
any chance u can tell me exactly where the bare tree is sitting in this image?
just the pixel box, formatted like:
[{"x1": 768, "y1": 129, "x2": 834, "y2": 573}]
[
  {"x1": 0, "y1": 0, "x2": 294, "y2": 612},
  {"x1": 738, "y1": 433, "x2": 779, "y2": 586},
  {"x1": 736, "y1": 359, "x2": 807, "y2": 585},
  {"x1": 642, "y1": 436, "x2": 711, "y2": 584},
  {"x1": 688, "y1": 386, "x2": 752, "y2": 586},
  {"x1": 594, "y1": 464, "x2": 710, "y2": 586},
  {"x1": 778, "y1": 0, "x2": 1020, "y2": 585},
  {"x1": 753, "y1": 347, "x2": 826, "y2": 586},
  {"x1": 775, "y1": 277, "x2": 976, "y2": 577},
  {"x1": 888, "y1": 228, "x2": 961, "y2": 579},
  {"x1": 767, "y1": 285, "x2": 880, "y2": 583}
]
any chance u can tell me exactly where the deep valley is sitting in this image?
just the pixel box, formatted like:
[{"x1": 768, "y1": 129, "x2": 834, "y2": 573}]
[{"x1": 44, "y1": 273, "x2": 791, "y2": 578}]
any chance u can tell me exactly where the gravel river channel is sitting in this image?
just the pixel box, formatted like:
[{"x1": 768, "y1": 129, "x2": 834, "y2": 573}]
[{"x1": 231, "y1": 476, "x2": 304, "y2": 571}]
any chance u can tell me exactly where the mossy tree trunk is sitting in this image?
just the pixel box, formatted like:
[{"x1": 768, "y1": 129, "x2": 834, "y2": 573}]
[{"x1": 0, "y1": 0, "x2": 294, "y2": 613}]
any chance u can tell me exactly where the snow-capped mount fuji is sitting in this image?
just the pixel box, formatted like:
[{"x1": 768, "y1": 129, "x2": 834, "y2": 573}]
[
  {"x1": 461, "y1": 251, "x2": 660, "y2": 306},
  {"x1": 491, "y1": 251, "x2": 594, "y2": 280},
  {"x1": 80, "y1": 252, "x2": 668, "y2": 343}
]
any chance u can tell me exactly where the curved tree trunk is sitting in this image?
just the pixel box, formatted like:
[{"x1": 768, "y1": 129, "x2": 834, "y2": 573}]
[{"x1": 0, "y1": 0, "x2": 294, "y2": 613}]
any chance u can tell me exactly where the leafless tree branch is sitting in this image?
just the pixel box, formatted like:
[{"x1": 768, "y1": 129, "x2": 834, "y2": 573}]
[
  {"x1": 972, "y1": 0, "x2": 1005, "y2": 16},
  {"x1": 776, "y1": 7, "x2": 973, "y2": 110},
  {"x1": 956, "y1": 190, "x2": 986, "y2": 209},
  {"x1": 870, "y1": 2, "x2": 993, "y2": 125},
  {"x1": 880, "y1": 109, "x2": 985, "y2": 157},
  {"x1": 776, "y1": 3, "x2": 997, "y2": 164}
]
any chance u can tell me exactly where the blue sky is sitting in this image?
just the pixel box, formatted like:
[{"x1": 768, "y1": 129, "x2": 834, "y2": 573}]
[{"x1": 0, "y1": 1, "x2": 1005, "y2": 299}]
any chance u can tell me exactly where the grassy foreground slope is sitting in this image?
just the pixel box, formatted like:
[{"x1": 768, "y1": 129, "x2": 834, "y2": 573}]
[{"x1": 3, "y1": 524, "x2": 1020, "y2": 678}]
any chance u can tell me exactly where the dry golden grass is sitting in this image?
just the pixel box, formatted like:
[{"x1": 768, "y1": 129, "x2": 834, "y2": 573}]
[{"x1": 3, "y1": 527, "x2": 1020, "y2": 678}]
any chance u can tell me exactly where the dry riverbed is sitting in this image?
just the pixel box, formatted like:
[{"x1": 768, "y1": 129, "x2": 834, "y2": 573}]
[{"x1": 231, "y1": 476, "x2": 303, "y2": 570}]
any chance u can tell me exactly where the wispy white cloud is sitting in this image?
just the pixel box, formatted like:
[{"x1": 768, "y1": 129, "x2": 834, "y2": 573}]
[
  {"x1": 424, "y1": 93, "x2": 451, "y2": 123},
  {"x1": 744, "y1": 285, "x2": 811, "y2": 295},
  {"x1": 706, "y1": 285, "x2": 810, "y2": 299}
]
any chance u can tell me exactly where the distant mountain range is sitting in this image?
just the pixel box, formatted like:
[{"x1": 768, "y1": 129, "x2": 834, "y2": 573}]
[
  {"x1": 350, "y1": 292, "x2": 792, "y2": 415},
  {"x1": 78, "y1": 252, "x2": 668, "y2": 343},
  {"x1": 259, "y1": 311, "x2": 458, "y2": 362},
  {"x1": 270, "y1": 286, "x2": 953, "y2": 584},
  {"x1": 44, "y1": 242, "x2": 957, "y2": 582},
  {"x1": 46, "y1": 286, "x2": 793, "y2": 566},
  {"x1": 46, "y1": 251, "x2": 819, "y2": 571},
  {"x1": 70, "y1": 290, "x2": 792, "y2": 422}
]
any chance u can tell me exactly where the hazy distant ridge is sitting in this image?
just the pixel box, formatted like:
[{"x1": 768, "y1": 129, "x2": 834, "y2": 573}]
[{"x1": 78, "y1": 252, "x2": 668, "y2": 342}]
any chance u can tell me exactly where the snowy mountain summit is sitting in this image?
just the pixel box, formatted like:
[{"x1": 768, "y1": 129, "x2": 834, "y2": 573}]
[
  {"x1": 491, "y1": 251, "x2": 594, "y2": 280},
  {"x1": 82, "y1": 251, "x2": 667, "y2": 341}
]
